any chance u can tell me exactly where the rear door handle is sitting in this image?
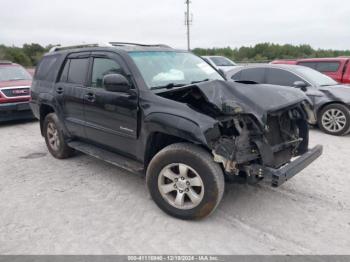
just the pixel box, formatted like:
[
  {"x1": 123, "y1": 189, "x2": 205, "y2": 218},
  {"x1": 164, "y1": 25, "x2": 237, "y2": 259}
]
[
  {"x1": 85, "y1": 92, "x2": 96, "y2": 103},
  {"x1": 56, "y1": 87, "x2": 64, "y2": 94}
]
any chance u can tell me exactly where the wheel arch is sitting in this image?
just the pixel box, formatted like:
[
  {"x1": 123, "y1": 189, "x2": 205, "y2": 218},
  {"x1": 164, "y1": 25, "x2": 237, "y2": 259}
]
[
  {"x1": 39, "y1": 104, "x2": 55, "y2": 136},
  {"x1": 317, "y1": 101, "x2": 350, "y2": 119},
  {"x1": 143, "y1": 132, "x2": 206, "y2": 168},
  {"x1": 142, "y1": 113, "x2": 221, "y2": 167}
]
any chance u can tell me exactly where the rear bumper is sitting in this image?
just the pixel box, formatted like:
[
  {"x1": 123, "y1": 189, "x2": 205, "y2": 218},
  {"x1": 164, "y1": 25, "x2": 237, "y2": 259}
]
[
  {"x1": 254, "y1": 145, "x2": 323, "y2": 187},
  {"x1": 0, "y1": 102, "x2": 34, "y2": 122}
]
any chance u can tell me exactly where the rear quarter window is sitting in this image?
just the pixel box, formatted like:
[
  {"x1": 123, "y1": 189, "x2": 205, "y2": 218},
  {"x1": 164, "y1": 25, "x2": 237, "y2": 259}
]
[{"x1": 35, "y1": 55, "x2": 60, "y2": 81}]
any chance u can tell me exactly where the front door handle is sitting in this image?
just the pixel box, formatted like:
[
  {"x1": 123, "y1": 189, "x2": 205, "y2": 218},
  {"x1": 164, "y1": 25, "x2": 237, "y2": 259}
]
[{"x1": 85, "y1": 92, "x2": 96, "y2": 103}]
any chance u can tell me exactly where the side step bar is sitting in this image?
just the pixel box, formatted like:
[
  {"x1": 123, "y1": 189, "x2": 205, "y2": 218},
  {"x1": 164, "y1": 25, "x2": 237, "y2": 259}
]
[{"x1": 68, "y1": 141, "x2": 145, "y2": 175}]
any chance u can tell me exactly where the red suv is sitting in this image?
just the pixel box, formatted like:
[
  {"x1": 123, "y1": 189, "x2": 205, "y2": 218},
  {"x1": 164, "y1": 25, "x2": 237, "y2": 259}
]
[
  {"x1": 0, "y1": 60, "x2": 33, "y2": 122},
  {"x1": 271, "y1": 57, "x2": 350, "y2": 84}
]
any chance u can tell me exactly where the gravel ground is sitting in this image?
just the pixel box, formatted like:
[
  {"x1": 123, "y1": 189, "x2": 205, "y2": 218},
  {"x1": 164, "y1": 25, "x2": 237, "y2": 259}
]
[{"x1": 0, "y1": 120, "x2": 349, "y2": 255}]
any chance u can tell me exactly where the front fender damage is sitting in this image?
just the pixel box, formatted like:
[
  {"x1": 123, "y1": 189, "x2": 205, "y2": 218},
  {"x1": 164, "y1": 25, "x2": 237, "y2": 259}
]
[{"x1": 156, "y1": 80, "x2": 321, "y2": 186}]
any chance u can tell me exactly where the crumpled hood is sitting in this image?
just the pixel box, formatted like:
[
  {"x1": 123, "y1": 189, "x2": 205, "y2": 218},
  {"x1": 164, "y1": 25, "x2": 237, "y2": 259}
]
[
  {"x1": 194, "y1": 80, "x2": 309, "y2": 124},
  {"x1": 319, "y1": 85, "x2": 350, "y2": 104}
]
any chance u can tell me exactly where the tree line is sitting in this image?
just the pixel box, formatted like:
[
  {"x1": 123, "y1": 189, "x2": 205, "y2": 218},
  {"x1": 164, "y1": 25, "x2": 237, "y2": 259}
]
[
  {"x1": 1, "y1": 42, "x2": 350, "y2": 67},
  {"x1": 193, "y1": 43, "x2": 350, "y2": 62},
  {"x1": 0, "y1": 43, "x2": 55, "y2": 67}
]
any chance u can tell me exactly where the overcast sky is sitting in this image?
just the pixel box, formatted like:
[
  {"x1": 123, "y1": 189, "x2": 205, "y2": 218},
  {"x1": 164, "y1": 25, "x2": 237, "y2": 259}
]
[{"x1": 1, "y1": 0, "x2": 349, "y2": 50}]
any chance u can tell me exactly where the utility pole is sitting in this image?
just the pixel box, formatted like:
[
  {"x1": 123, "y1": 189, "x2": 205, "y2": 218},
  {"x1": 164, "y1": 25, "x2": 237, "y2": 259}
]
[{"x1": 185, "y1": 0, "x2": 192, "y2": 51}]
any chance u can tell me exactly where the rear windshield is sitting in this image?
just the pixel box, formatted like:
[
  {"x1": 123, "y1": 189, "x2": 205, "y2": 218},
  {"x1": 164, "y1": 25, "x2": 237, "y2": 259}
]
[{"x1": 0, "y1": 65, "x2": 32, "y2": 82}]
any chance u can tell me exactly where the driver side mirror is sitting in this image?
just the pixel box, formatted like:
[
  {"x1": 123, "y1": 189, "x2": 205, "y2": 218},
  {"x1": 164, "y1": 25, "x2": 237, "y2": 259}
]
[
  {"x1": 293, "y1": 81, "x2": 307, "y2": 91},
  {"x1": 103, "y1": 74, "x2": 131, "y2": 92}
]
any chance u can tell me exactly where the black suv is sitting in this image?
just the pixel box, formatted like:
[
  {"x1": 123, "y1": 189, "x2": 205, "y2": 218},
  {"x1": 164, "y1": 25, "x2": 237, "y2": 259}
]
[{"x1": 30, "y1": 43, "x2": 322, "y2": 220}]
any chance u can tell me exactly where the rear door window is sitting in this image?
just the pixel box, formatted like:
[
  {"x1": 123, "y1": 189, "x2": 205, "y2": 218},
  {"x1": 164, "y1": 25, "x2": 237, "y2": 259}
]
[
  {"x1": 266, "y1": 68, "x2": 304, "y2": 86},
  {"x1": 66, "y1": 58, "x2": 89, "y2": 85}
]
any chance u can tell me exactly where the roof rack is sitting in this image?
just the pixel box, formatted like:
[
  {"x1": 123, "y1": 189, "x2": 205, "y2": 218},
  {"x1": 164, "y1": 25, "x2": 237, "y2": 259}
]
[
  {"x1": 109, "y1": 42, "x2": 171, "y2": 48},
  {"x1": 49, "y1": 43, "x2": 113, "y2": 53},
  {"x1": 0, "y1": 60, "x2": 12, "y2": 64},
  {"x1": 49, "y1": 42, "x2": 172, "y2": 53}
]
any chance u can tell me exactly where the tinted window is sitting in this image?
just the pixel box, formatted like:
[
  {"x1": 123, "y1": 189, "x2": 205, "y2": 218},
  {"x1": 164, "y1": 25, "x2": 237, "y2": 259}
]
[
  {"x1": 67, "y1": 58, "x2": 89, "y2": 85},
  {"x1": 239, "y1": 68, "x2": 266, "y2": 83},
  {"x1": 316, "y1": 62, "x2": 340, "y2": 72},
  {"x1": 35, "y1": 55, "x2": 59, "y2": 81},
  {"x1": 266, "y1": 68, "x2": 303, "y2": 86},
  {"x1": 298, "y1": 62, "x2": 317, "y2": 69},
  {"x1": 91, "y1": 58, "x2": 123, "y2": 88},
  {"x1": 210, "y1": 57, "x2": 236, "y2": 66}
]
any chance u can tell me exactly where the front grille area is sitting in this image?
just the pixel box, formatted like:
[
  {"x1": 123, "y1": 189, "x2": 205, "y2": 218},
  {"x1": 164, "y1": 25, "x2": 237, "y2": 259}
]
[
  {"x1": 1, "y1": 88, "x2": 30, "y2": 98},
  {"x1": 264, "y1": 112, "x2": 298, "y2": 168}
]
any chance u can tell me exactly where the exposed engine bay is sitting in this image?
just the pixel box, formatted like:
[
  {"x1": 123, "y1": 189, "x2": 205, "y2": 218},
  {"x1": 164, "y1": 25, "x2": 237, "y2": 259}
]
[{"x1": 157, "y1": 80, "x2": 312, "y2": 182}]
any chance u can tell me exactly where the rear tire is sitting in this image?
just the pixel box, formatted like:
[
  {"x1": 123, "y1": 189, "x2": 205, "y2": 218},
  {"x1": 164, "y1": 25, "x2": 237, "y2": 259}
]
[
  {"x1": 146, "y1": 143, "x2": 225, "y2": 220},
  {"x1": 43, "y1": 113, "x2": 74, "y2": 159},
  {"x1": 318, "y1": 104, "x2": 350, "y2": 136}
]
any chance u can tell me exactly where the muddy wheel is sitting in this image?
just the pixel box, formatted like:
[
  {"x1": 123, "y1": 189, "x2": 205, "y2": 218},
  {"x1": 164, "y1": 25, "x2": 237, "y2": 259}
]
[
  {"x1": 318, "y1": 104, "x2": 350, "y2": 136},
  {"x1": 146, "y1": 143, "x2": 225, "y2": 220},
  {"x1": 43, "y1": 113, "x2": 74, "y2": 159}
]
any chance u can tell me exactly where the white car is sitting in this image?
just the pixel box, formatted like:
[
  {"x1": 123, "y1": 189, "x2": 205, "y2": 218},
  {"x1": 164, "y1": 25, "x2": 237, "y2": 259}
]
[{"x1": 202, "y1": 56, "x2": 238, "y2": 72}]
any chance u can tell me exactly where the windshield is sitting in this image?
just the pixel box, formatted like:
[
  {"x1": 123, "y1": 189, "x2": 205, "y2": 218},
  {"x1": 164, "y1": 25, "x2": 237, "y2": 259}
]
[
  {"x1": 0, "y1": 66, "x2": 32, "y2": 82},
  {"x1": 129, "y1": 51, "x2": 224, "y2": 89},
  {"x1": 210, "y1": 57, "x2": 236, "y2": 67},
  {"x1": 295, "y1": 66, "x2": 338, "y2": 87}
]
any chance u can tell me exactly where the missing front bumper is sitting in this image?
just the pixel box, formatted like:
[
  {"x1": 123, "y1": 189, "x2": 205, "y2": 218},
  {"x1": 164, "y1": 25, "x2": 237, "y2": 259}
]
[{"x1": 252, "y1": 145, "x2": 323, "y2": 187}]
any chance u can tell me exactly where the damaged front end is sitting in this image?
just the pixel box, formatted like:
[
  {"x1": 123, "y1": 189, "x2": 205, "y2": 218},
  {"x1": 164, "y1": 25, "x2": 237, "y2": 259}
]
[
  {"x1": 212, "y1": 102, "x2": 322, "y2": 187},
  {"x1": 157, "y1": 80, "x2": 322, "y2": 187}
]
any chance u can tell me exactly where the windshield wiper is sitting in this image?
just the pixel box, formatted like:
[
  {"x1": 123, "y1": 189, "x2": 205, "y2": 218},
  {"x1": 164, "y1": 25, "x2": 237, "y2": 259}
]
[
  {"x1": 191, "y1": 79, "x2": 209, "y2": 84},
  {"x1": 151, "y1": 83, "x2": 186, "y2": 90},
  {"x1": 151, "y1": 79, "x2": 210, "y2": 90}
]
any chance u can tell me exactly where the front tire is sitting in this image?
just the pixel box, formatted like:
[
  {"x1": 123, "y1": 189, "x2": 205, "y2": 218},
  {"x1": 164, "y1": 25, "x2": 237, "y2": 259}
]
[
  {"x1": 146, "y1": 143, "x2": 225, "y2": 220},
  {"x1": 43, "y1": 113, "x2": 74, "y2": 159},
  {"x1": 318, "y1": 104, "x2": 350, "y2": 136}
]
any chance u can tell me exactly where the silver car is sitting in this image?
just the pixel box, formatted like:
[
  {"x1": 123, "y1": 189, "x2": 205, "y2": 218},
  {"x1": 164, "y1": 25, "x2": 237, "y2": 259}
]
[{"x1": 202, "y1": 56, "x2": 237, "y2": 72}]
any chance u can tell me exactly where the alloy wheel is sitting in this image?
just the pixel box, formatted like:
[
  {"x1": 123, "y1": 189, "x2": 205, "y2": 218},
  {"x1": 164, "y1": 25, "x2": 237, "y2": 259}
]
[
  {"x1": 158, "y1": 163, "x2": 204, "y2": 210},
  {"x1": 47, "y1": 122, "x2": 60, "y2": 151},
  {"x1": 321, "y1": 109, "x2": 347, "y2": 133}
]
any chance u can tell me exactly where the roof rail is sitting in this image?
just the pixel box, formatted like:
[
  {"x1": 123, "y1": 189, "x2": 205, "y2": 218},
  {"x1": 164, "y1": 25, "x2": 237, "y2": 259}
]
[
  {"x1": 0, "y1": 60, "x2": 12, "y2": 64},
  {"x1": 49, "y1": 43, "x2": 113, "y2": 53},
  {"x1": 48, "y1": 42, "x2": 172, "y2": 53},
  {"x1": 109, "y1": 42, "x2": 171, "y2": 48}
]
